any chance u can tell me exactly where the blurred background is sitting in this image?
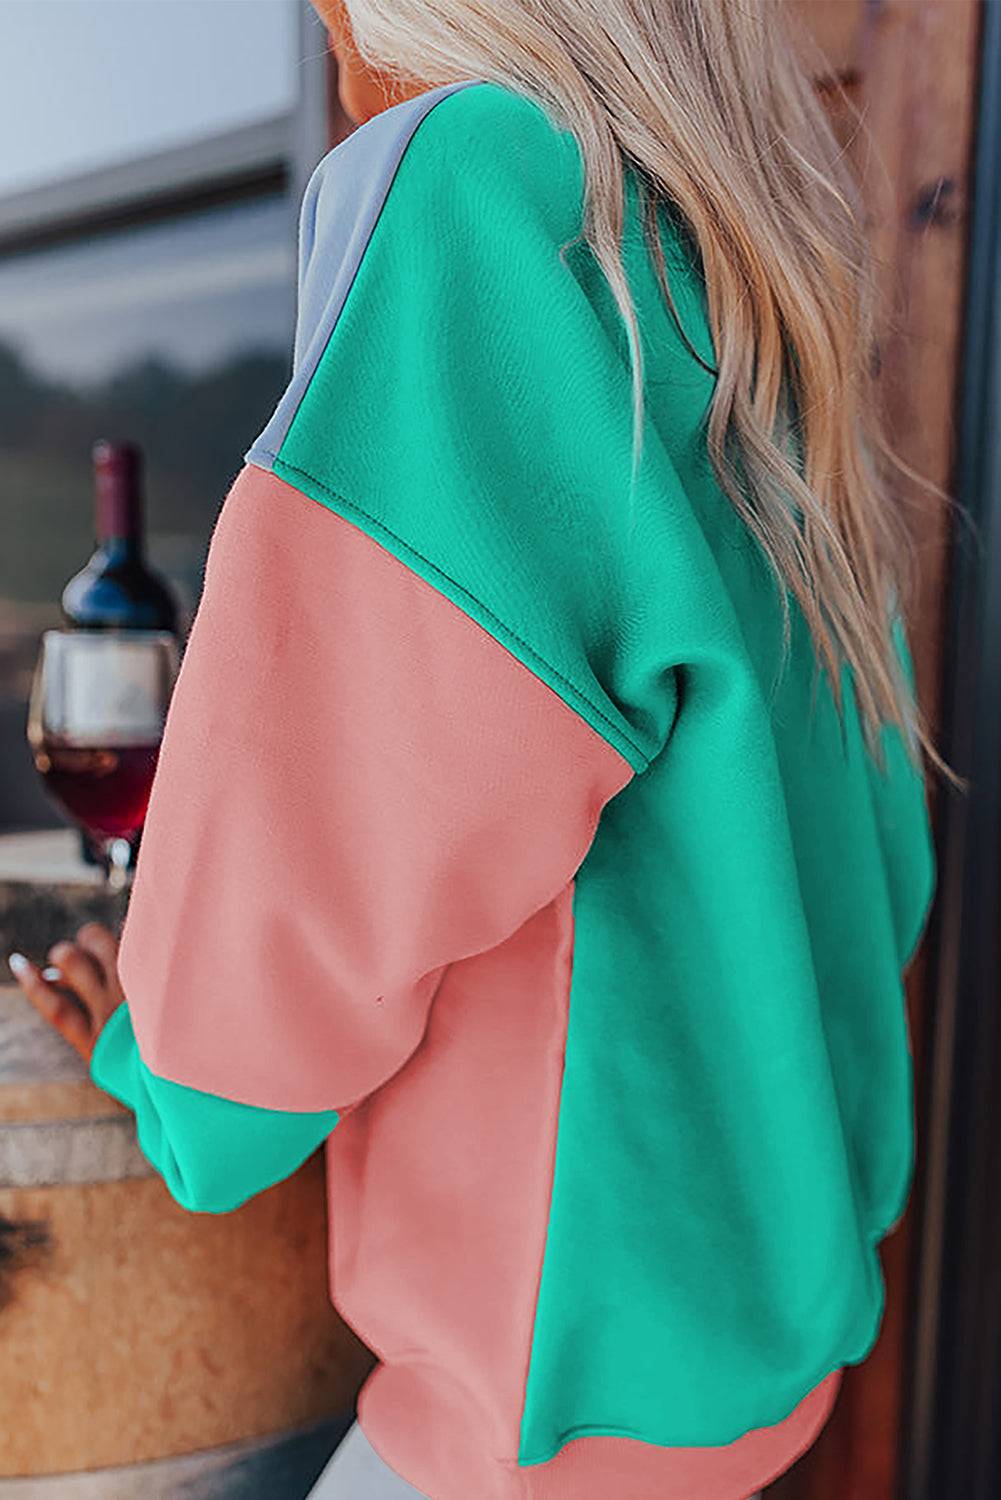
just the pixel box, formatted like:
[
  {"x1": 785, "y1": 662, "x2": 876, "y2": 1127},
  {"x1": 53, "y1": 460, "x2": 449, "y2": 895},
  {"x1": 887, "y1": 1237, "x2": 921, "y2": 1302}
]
[
  {"x1": 0, "y1": 0, "x2": 339, "y2": 832},
  {"x1": 1, "y1": 1, "x2": 1000, "y2": 1497}
]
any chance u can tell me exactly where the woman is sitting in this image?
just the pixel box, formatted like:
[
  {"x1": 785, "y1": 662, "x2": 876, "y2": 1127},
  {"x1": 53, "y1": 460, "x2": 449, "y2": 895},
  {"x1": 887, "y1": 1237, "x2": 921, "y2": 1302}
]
[{"x1": 9, "y1": 2, "x2": 943, "y2": 1498}]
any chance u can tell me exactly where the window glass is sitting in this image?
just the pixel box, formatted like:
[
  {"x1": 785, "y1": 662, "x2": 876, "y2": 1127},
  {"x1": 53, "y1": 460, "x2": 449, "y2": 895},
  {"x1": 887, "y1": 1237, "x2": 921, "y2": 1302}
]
[{"x1": 0, "y1": 0, "x2": 298, "y2": 196}]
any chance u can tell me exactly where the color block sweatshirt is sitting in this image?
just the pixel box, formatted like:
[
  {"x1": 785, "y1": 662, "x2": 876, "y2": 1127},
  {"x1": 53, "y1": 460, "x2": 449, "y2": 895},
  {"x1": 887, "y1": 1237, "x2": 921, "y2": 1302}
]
[{"x1": 89, "y1": 79, "x2": 938, "y2": 1500}]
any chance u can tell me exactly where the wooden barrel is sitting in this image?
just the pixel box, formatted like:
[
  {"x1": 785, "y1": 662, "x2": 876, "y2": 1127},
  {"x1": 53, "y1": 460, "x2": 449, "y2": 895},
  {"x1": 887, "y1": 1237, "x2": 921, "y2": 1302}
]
[{"x1": 0, "y1": 976, "x2": 375, "y2": 1494}]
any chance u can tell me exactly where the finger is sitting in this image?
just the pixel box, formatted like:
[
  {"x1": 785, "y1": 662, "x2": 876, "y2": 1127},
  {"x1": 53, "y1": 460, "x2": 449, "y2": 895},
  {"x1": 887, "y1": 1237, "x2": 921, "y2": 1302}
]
[
  {"x1": 7, "y1": 952, "x2": 94, "y2": 1062},
  {"x1": 74, "y1": 923, "x2": 124, "y2": 1003},
  {"x1": 45, "y1": 941, "x2": 109, "y2": 1017}
]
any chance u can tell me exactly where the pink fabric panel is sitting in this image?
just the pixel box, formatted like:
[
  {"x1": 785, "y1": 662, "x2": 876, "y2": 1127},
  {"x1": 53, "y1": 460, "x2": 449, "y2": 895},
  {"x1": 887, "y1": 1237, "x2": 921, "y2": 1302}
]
[
  {"x1": 116, "y1": 462, "x2": 632, "y2": 1110},
  {"x1": 328, "y1": 883, "x2": 842, "y2": 1500}
]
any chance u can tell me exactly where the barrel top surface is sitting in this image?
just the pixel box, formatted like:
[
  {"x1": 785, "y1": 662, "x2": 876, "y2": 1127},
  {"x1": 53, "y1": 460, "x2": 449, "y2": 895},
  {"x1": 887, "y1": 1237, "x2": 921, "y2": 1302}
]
[
  {"x1": 0, "y1": 830, "x2": 108, "y2": 888},
  {"x1": 0, "y1": 984, "x2": 129, "y2": 1125},
  {"x1": 0, "y1": 830, "x2": 130, "y2": 959}
]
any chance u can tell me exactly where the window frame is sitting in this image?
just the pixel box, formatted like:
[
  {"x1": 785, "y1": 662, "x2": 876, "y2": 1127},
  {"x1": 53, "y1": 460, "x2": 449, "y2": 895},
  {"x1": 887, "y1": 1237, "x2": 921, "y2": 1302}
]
[{"x1": 0, "y1": 0, "x2": 330, "y2": 257}]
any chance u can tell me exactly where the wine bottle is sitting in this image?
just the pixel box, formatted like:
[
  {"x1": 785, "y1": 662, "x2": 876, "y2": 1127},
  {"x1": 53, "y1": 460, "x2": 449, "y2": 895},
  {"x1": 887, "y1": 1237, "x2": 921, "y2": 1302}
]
[
  {"x1": 61, "y1": 440, "x2": 180, "y2": 632},
  {"x1": 60, "y1": 440, "x2": 180, "y2": 867}
]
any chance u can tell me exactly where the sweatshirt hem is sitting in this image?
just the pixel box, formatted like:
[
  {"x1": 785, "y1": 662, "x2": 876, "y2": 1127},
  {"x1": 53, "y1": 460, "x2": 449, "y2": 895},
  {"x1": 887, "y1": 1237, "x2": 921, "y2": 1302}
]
[{"x1": 354, "y1": 1362, "x2": 842, "y2": 1500}]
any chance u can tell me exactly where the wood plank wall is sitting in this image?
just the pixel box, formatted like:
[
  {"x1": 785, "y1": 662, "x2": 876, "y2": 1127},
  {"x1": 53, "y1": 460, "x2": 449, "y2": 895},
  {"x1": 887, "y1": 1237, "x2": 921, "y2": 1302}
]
[
  {"x1": 773, "y1": 2, "x2": 982, "y2": 1495},
  {"x1": 325, "y1": 2, "x2": 985, "y2": 1493}
]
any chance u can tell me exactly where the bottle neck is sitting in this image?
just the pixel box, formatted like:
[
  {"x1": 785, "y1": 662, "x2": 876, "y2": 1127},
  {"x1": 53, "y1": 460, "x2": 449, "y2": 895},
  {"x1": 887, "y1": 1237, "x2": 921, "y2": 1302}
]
[
  {"x1": 98, "y1": 533, "x2": 141, "y2": 566},
  {"x1": 93, "y1": 441, "x2": 143, "y2": 560}
]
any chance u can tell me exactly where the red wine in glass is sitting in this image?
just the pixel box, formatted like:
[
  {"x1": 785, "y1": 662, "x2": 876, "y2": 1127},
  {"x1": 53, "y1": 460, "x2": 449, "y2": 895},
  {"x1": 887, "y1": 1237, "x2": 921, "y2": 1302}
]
[
  {"x1": 31, "y1": 742, "x2": 161, "y2": 841},
  {"x1": 27, "y1": 630, "x2": 179, "y2": 888}
]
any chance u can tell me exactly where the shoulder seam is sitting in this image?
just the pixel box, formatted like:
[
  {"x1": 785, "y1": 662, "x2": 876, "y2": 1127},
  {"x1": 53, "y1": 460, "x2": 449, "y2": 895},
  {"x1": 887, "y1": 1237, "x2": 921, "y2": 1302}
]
[
  {"x1": 245, "y1": 450, "x2": 649, "y2": 774},
  {"x1": 248, "y1": 79, "x2": 486, "y2": 463}
]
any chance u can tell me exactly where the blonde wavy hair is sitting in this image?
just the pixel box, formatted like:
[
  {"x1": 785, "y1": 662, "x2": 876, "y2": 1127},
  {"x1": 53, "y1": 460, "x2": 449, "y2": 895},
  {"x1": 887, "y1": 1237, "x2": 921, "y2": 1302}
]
[{"x1": 321, "y1": 0, "x2": 956, "y2": 783}]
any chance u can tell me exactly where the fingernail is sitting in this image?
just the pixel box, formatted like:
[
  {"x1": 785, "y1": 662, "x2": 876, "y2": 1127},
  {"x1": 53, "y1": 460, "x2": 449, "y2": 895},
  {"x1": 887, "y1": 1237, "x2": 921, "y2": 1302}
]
[
  {"x1": 41, "y1": 966, "x2": 62, "y2": 982},
  {"x1": 8, "y1": 952, "x2": 30, "y2": 977}
]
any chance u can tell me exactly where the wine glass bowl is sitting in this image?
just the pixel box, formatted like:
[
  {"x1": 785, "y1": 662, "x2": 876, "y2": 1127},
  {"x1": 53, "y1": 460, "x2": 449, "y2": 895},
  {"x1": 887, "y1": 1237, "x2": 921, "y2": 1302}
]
[{"x1": 27, "y1": 629, "x2": 179, "y2": 889}]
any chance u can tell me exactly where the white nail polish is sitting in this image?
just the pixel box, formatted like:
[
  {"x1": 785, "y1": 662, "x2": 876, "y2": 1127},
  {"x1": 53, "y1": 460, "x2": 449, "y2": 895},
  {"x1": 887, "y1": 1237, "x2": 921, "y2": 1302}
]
[
  {"x1": 7, "y1": 952, "x2": 29, "y2": 976},
  {"x1": 41, "y1": 967, "x2": 62, "y2": 982}
]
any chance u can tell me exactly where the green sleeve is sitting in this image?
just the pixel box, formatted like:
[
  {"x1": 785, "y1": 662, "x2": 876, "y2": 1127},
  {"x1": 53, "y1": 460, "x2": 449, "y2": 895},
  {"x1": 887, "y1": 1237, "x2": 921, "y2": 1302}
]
[{"x1": 89, "y1": 1001, "x2": 339, "y2": 1214}]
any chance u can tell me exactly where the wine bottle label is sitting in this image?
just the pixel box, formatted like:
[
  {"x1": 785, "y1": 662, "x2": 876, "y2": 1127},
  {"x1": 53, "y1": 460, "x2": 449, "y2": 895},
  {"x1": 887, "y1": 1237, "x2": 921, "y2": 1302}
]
[{"x1": 51, "y1": 633, "x2": 178, "y2": 744}]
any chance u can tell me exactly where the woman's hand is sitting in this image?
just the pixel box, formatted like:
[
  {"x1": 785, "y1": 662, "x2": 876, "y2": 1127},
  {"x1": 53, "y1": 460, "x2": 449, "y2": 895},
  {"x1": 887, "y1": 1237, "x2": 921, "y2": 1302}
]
[{"x1": 7, "y1": 922, "x2": 124, "y2": 1064}]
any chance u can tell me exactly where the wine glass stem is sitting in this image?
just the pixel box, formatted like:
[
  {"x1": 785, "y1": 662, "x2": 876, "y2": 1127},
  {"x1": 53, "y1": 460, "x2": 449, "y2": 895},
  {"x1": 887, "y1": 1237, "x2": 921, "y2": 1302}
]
[{"x1": 105, "y1": 837, "x2": 132, "y2": 892}]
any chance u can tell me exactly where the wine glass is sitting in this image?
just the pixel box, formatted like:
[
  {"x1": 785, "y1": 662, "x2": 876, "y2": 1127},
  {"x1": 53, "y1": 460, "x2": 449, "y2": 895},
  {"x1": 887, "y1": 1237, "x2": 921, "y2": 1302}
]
[{"x1": 26, "y1": 629, "x2": 179, "y2": 890}]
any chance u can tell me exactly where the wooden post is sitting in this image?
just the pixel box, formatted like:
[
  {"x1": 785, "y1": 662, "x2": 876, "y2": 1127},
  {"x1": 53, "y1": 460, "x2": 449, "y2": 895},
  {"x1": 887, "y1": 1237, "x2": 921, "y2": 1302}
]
[{"x1": 771, "y1": 3, "x2": 983, "y2": 1496}]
